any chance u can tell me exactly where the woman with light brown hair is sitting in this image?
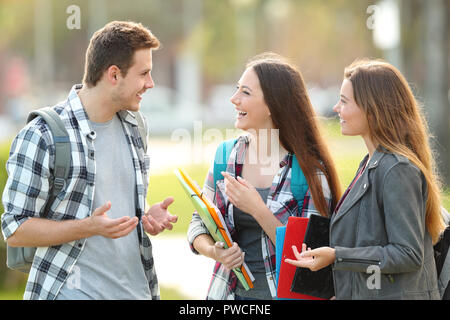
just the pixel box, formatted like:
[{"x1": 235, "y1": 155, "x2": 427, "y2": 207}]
[{"x1": 286, "y1": 59, "x2": 446, "y2": 299}]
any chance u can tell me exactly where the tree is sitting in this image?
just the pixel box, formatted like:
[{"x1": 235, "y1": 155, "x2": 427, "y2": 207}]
[{"x1": 423, "y1": 0, "x2": 449, "y2": 187}]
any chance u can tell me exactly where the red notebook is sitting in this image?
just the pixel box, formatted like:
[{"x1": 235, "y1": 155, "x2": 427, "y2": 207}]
[{"x1": 277, "y1": 216, "x2": 324, "y2": 300}]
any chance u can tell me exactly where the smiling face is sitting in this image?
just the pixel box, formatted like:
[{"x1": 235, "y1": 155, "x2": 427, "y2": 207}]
[
  {"x1": 112, "y1": 48, "x2": 154, "y2": 112},
  {"x1": 230, "y1": 67, "x2": 273, "y2": 132},
  {"x1": 333, "y1": 79, "x2": 370, "y2": 138}
]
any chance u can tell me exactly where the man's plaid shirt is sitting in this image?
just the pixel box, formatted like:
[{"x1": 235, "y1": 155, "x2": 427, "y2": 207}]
[
  {"x1": 187, "y1": 135, "x2": 332, "y2": 300},
  {"x1": 1, "y1": 84, "x2": 159, "y2": 300}
]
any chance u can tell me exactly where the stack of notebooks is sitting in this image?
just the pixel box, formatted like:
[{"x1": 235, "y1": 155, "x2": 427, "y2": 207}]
[
  {"x1": 174, "y1": 168, "x2": 255, "y2": 290},
  {"x1": 276, "y1": 215, "x2": 334, "y2": 300}
]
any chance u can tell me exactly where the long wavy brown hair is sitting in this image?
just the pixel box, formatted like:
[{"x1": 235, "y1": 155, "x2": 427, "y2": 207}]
[
  {"x1": 344, "y1": 58, "x2": 445, "y2": 244},
  {"x1": 247, "y1": 53, "x2": 342, "y2": 217}
]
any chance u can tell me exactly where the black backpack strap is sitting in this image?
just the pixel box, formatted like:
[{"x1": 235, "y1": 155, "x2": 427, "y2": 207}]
[{"x1": 27, "y1": 107, "x2": 71, "y2": 217}]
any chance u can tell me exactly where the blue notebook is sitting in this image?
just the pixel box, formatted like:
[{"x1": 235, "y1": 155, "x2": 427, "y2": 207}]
[
  {"x1": 275, "y1": 226, "x2": 286, "y2": 287},
  {"x1": 276, "y1": 226, "x2": 294, "y2": 300}
]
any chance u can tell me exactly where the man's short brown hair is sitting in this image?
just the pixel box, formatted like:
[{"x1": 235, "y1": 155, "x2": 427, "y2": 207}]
[{"x1": 83, "y1": 21, "x2": 160, "y2": 87}]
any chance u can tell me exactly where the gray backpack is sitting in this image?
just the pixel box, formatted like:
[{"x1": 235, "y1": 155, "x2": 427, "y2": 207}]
[{"x1": 6, "y1": 108, "x2": 148, "y2": 273}]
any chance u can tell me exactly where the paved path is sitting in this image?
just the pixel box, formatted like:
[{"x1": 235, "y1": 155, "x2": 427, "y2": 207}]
[
  {"x1": 151, "y1": 235, "x2": 214, "y2": 299},
  {"x1": 147, "y1": 140, "x2": 216, "y2": 299}
]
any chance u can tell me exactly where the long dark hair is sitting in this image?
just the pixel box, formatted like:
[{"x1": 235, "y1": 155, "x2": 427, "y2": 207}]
[{"x1": 247, "y1": 53, "x2": 342, "y2": 217}]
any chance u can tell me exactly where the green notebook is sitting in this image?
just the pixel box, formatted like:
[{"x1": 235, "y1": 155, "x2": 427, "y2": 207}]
[{"x1": 174, "y1": 168, "x2": 254, "y2": 290}]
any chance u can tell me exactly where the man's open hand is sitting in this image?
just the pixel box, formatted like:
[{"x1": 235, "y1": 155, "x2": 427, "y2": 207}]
[
  {"x1": 142, "y1": 197, "x2": 178, "y2": 236},
  {"x1": 88, "y1": 201, "x2": 139, "y2": 239}
]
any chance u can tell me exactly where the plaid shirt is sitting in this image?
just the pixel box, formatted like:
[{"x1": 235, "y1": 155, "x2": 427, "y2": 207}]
[
  {"x1": 187, "y1": 135, "x2": 332, "y2": 300},
  {"x1": 1, "y1": 84, "x2": 159, "y2": 300}
]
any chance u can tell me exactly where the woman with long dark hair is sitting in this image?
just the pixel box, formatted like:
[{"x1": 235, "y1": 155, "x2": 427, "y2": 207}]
[
  {"x1": 286, "y1": 59, "x2": 446, "y2": 299},
  {"x1": 187, "y1": 53, "x2": 342, "y2": 300}
]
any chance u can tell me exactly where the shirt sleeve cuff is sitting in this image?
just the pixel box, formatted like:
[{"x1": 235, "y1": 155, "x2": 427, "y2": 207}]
[
  {"x1": 187, "y1": 212, "x2": 210, "y2": 255},
  {"x1": 1, "y1": 213, "x2": 30, "y2": 241}
]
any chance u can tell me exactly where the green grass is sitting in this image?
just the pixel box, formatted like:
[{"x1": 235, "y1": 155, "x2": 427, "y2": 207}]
[
  {"x1": 0, "y1": 285, "x2": 190, "y2": 300},
  {"x1": 146, "y1": 118, "x2": 449, "y2": 237},
  {"x1": 147, "y1": 164, "x2": 209, "y2": 235},
  {"x1": 160, "y1": 286, "x2": 192, "y2": 300},
  {"x1": 0, "y1": 279, "x2": 25, "y2": 300},
  {"x1": 0, "y1": 288, "x2": 24, "y2": 300}
]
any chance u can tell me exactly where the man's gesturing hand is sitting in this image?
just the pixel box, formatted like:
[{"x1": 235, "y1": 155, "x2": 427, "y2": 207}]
[
  {"x1": 87, "y1": 201, "x2": 139, "y2": 239},
  {"x1": 142, "y1": 197, "x2": 178, "y2": 236}
]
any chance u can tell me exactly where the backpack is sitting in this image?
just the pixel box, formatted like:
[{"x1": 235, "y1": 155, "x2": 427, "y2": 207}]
[
  {"x1": 6, "y1": 108, "x2": 148, "y2": 273},
  {"x1": 212, "y1": 138, "x2": 309, "y2": 213},
  {"x1": 434, "y1": 207, "x2": 450, "y2": 299}
]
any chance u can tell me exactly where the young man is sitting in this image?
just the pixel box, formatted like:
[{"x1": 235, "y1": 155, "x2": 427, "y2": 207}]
[{"x1": 1, "y1": 21, "x2": 177, "y2": 300}]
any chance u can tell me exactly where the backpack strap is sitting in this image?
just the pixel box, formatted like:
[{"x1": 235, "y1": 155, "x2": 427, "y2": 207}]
[
  {"x1": 212, "y1": 139, "x2": 309, "y2": 214},
  {"x1": 132, "y1": 111, "x2": 148, "y2": 153},
  {"x1": 213, "y1": 138, "x2": 238, "y2": 191},
  {"x1": 212, "y1": 140, "x2": 309, "y2": 211},
  {"x1": 27, "y1": 107, "x2": 71, "y2": 217},
  {"x1": 437, "y1": 225, "x2": 450, "y2": 299},
  {"x1": 291, "y1": 154, "x2": 309, "y2": 214}
]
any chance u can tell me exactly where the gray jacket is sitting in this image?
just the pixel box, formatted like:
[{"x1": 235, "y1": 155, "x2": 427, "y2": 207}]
[{"x1": 330, "y1": 147, "x2": 440, "y2": 299}]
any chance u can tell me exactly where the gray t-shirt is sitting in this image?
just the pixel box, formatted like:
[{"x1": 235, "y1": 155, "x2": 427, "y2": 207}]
[
  {"x1": 56, "y1": 114, "x2": 151, "y2": 300},
  {"x1": 234, "y1": 187, "x2": 272, "y2": 300}
]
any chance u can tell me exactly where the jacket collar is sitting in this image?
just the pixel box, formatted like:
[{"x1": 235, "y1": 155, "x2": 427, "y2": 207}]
[
  {"x1": 366, "y1": 145, "x2": 390, "y2": 170},
  {"x1": 331, "y1": 146, "x2": 389, "y2": 226}
]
